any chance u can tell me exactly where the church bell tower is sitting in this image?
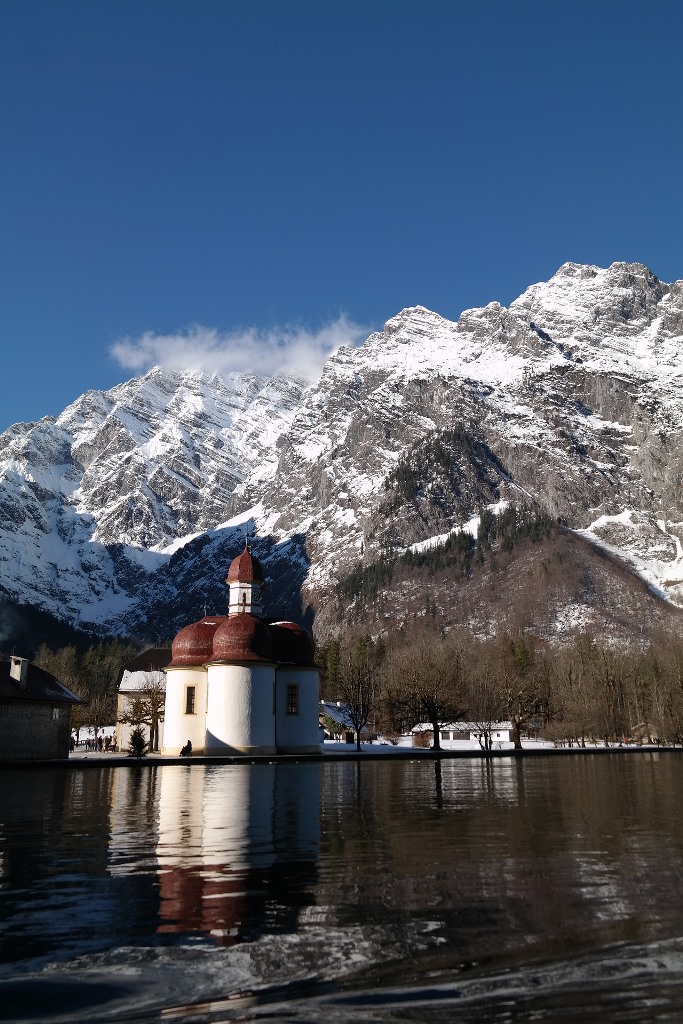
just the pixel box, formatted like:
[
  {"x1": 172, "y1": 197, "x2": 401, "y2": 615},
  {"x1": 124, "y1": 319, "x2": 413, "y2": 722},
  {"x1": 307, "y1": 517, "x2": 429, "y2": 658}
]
[{"x1": 225, "y1": 543, "x2": 265, "y2": 617}]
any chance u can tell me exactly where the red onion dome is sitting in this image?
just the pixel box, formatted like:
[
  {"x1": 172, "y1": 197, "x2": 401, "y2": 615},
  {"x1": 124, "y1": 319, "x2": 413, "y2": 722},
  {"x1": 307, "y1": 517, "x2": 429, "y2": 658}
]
[
  {"x1": 269, "y1": 621, "x2": 315, "y2": 666},
  {"x1": 226, "y1": 546, "x2": 264, "y2": 585},
  {"x1": 170, "y1": 616, "x2": 225, "y2": 667},
  {"x1": 211, "y1": 613, "x2": 273, "y2": 662}
]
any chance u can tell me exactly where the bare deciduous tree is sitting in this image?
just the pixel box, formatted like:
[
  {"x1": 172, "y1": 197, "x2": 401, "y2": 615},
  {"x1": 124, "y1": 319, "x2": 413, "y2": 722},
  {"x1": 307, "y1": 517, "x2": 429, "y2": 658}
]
[
  {"x1": 337, "y1": 637, "x2": 380, "y2": 751},
  {"x1": 465, "y1": 654, "x2": 507, "y2": 751},
  {"x1": 119, "y1": 673, "x2": 166, "y2": 752},
  {"x1": 384, "y1": 626, "x2": 467, "y2": 749}
]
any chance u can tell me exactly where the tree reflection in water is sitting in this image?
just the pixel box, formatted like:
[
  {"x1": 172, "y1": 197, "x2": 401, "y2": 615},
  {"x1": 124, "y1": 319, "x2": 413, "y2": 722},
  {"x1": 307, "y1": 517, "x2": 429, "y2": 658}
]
[{"x1": 2, "y1": 754, "x2": 683, "y2": 1024}]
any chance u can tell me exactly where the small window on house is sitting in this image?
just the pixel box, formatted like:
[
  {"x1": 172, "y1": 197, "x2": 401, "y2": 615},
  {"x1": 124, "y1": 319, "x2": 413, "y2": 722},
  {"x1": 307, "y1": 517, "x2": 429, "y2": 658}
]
[
  {"x1": 440, "y1": 731, "x2": 449, "y2": 741},
  {"x1": 286, "y1": 684, "x2": 299, "y2": 715},
  {"x1": 0, "y1": 703, "x2": 10, "y2": 717},
  {"x1": 185, "y1": 686, "x2": 196, "y2": 715},
  {"x1": 52, "y1": 707, "x2": 60, "y2": 720}
]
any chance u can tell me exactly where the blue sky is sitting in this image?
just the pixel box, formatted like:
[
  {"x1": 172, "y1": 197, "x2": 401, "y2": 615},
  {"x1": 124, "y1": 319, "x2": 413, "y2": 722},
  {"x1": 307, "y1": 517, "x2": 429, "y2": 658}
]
[{"x1": 2, "y1": 0, "x2": 682, "y2": 431}]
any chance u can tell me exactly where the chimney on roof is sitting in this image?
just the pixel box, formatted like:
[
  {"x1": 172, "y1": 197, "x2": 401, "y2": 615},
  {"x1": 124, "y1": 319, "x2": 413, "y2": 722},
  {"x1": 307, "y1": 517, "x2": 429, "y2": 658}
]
[{"x1": 10, "y1": 656, "x2": 28, "y2": 687}]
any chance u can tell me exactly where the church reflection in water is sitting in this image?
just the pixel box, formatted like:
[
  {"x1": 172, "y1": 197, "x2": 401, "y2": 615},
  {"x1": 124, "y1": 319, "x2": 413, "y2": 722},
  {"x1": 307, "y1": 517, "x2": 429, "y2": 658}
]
[{"x1": 154, "y1": 763, "x2": 321, "y2": 945}]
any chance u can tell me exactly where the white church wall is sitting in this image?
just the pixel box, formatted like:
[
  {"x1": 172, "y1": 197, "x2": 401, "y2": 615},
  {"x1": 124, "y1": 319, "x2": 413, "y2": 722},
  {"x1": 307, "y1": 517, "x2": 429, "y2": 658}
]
[
  {"x1": 163, "y1": 666, "x2": 208, "y2": 755},
  {"x1": 275, "y1": 666, "x2": 321, "y2": 753},
  {"x1": 228, "y1": 582, "x2": 263, "y2": 617},
  {"x1": 206, "y1": 663, "x2": 276, "y2": 754}
]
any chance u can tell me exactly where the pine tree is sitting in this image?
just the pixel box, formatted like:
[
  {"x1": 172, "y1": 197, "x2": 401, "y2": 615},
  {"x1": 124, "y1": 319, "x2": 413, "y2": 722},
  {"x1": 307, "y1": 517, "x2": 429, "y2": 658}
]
[{"x1": 128, "y1": 726, "x2": 148, "y2": 759}]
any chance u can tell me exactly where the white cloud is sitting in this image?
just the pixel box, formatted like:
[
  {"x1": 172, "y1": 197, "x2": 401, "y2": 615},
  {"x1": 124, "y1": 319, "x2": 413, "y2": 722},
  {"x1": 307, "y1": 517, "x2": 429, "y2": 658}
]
[{"x1": 110, "y1": 315, "x2": 369, "y2": 382}]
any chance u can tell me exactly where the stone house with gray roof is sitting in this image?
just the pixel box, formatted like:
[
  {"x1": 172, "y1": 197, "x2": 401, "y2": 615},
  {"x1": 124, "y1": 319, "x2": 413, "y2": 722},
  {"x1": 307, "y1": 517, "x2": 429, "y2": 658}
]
[{"x1": 0, "y1": 654, "x2": 84, "y2": 760}]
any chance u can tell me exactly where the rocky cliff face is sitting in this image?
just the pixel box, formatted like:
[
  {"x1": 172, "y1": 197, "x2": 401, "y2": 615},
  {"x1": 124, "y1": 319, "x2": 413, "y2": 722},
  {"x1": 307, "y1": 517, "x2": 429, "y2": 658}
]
[
  {"x1": 256, "y1": 263, "x2": 683, "y2": 619},
  {"x1": 0, "y1": 368, "x2": 306, "y2": 630},
  {"x1": 2, "y1": 261, "x2": 683, "y2": 645}
]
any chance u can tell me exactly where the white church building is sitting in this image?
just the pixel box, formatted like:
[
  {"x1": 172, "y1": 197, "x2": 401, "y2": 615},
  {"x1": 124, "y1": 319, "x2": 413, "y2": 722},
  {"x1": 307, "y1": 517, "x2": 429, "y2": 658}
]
[{"x1": 162, "y1": 545, "x2": 320, "y2": 756}]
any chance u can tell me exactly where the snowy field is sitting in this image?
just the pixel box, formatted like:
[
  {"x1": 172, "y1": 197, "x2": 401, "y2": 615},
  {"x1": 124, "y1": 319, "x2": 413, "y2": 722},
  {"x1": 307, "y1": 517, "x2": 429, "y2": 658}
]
[{"x1": 324, "y1": 737, "x2": 555, "y2": 753}]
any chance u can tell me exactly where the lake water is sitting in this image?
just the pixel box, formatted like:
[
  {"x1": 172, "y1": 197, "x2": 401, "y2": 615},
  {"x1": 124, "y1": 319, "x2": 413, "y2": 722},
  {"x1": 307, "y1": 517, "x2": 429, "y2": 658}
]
[{"x1": 1, "y1": 753, "x2": 683, "y2": 1023}]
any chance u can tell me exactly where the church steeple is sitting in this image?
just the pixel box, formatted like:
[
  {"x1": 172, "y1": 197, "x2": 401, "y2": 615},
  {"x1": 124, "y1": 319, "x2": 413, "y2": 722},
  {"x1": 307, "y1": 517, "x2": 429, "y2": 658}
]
[{"x1": 225, "y1": 543, "x2": 265, "y2": 617}]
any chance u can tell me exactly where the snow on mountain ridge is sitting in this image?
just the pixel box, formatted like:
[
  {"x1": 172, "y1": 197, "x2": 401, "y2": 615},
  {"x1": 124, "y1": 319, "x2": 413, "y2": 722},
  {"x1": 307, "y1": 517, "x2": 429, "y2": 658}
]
[
  {"x1": 2, "y1": 261, "x2": 683, "y2": 642},
  {"x1": 244, "y1": 262, "x2": 683, "y2": 630},
  {"x1": 511, "y1": 261, "x2": 683, "y2": 373},
  {"x1": 0, "y1": 366, "x2": 308, "y2": 627}
]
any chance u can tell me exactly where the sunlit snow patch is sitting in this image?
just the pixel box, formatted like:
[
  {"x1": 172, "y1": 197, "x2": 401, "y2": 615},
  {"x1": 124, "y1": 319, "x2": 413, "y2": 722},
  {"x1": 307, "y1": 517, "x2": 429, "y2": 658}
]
[
  {"x1": 405, "y1": 501, "x2": 510, "y2": 555},
  {"x1": 574, "y1": 509, "x2": 683, "y2": 606}
]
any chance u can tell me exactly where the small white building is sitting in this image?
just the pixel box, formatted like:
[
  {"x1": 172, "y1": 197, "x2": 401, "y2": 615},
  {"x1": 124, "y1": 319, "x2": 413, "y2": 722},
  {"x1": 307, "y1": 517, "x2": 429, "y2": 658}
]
[
  {"x1": 320, "y1": 700, "x2": 374, "y2": 743},
  {"x1": 409, "y1": 722, "x2": 514, "y2": 747},
  {"x1": 162, "y1": 545, "x2": 320, "y2": 756},
  {"x1": 116, "y1": 647, "x2": 170, "y2": 753}
]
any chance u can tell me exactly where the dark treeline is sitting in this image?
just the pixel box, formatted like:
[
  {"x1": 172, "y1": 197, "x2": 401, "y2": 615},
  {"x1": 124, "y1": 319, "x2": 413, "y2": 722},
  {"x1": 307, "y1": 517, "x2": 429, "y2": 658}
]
[
  {"x1": 0, "y1": 595, "x2": 99, "y2": 658},
  {"x1": 317, "y1": 623, "x2": 683, "y2": 751},
  {"x1": 336, "y1": 505, "x2": 553, "y2": 607},
  {"x1": 381, "y1": 425, "x2": 505, "y2": 512},
  {"x1": 33, "y1": 638, "x2": 138, "y2": 733},
  {"x1": 26, "y1": 617, "x2": 683, "y2": 754}
]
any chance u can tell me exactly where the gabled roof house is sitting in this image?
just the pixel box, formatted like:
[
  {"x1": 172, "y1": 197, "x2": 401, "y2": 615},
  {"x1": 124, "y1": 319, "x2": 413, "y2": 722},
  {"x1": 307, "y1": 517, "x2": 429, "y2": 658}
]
[{"x1": 0, "y1": 653, "x2": 84, "y2": 760}]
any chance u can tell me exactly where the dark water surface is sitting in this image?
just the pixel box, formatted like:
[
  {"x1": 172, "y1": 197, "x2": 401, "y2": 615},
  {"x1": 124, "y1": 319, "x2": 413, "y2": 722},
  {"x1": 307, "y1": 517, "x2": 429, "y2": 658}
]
[{"x1": 1, "y1": 753, "x2": 683, "y2": 1022}]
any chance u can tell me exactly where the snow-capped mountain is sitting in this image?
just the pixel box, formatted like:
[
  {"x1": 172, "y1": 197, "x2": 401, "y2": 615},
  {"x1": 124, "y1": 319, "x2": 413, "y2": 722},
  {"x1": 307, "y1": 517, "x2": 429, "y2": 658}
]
[
  {"x1": 256, "y1": 263, "x2": 683, "y2": 610},
  {"x1": 0, "y1": 368, "x2": 306, "y2": 630},
  {"x1": 2, "y1": 261, "x2": 683, "y2": 645}
]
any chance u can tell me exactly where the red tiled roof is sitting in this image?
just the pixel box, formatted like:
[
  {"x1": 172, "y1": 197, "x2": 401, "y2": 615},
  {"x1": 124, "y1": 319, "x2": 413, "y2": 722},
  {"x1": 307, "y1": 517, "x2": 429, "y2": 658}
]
[
  {"x1": 225, "y1": 546, "x2": 264, "y2": 584},
  {"x1": 269, "y1": 621, "x2": 315, "y2": 666},
  {"x1": 211, "y1": 613, "x2": 273, "y2": 662},
  {"x1": 170, "y1": 617, "x2": 225, "y2": 667}
]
